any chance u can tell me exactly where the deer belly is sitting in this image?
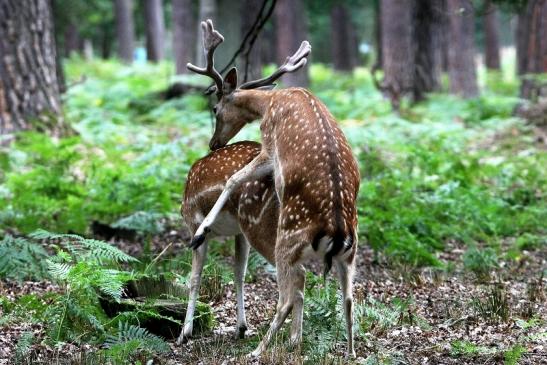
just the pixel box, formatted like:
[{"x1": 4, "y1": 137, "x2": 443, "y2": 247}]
[{"x1": 208, "y1": 211, "x2": 241, "y2": 236}]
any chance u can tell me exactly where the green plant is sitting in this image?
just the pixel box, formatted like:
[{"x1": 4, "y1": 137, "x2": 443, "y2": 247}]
[
  {"x1": 504, "y1": 344, "x2": 526, "y2": 365},
  {"x1": 472, "y1": 285, "x2": 510, "y2": 323},
  {"x1": 450, "y1": 340, "x2": 495, "y2": 357},
  {"x1": 27, "y1": 230, "x2": 137, "y2": 343},
  {"x1": 463, "y1": 245, "x2": 499, "y2": 280},
  {"x1": 0, "y1": 235, "x2": 49, "y2": 281},
  {"x1": 14, "y1": 331, "x2": 35, "y2": 364},
  {"x1": 103, "y1": 321, "x2": 169, "y2": 362}
]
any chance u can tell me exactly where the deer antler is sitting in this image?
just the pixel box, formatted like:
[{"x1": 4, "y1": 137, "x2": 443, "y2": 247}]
[
  {"x1": 239, "y1": 41, "x2": 311, "y2": 89},
  {"x1": 187, "y1": 19, "x2": 225, "y2": 98}
]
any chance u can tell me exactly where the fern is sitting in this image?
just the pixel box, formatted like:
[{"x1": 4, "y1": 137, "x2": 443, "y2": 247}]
[
  {"x1": 112, "y1": 211, "x2": 165, "y2": 236},
  {"x1": 0, "y1": 235, "x2": 49, "y2": 281},
  {"x1": 30, "y1": 229, "x2": 137, "y2": 264},
  {"x1": 14, "y1": 331, "x2": 34, "y2": 363},
  {"x1": 104, "y1": 322, "x2": 169, "y2": 354}
]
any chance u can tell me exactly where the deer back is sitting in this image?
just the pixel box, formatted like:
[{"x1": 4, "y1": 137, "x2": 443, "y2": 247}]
[{"x1": 261, "y1": 88, "x2": 360, "y2": 263}]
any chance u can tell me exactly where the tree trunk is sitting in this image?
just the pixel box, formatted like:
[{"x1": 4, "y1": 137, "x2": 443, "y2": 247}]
[
  {"x1": 517, "y1": 0, "x2": 547, "y2": 99},
  {"x1": 374, "y1": 0, "x2": 383, "y2": 69},
  {"x1": 196, "y1": 0, "x2": 217, "y2": 68},
  {"x1": 330, "y1": 4, "x2": 355, "y2": 72},
  {"x1": 380, "y1": 0, "x2": 414, "y2": 109},
  {"x1": 0, "y1": 0, "x2": 64, "y2": 134},
  {"x1": 144, "y1": 0, "x2": 165, "y2": 62},
  {"x1": 413, "y1": 0, "x2": 443, "y2": 101},
  {"x1": 446, "y1": 0, "x2": 478, "y2": 98},
  {"x1": 64, "y1": 22, "x2": 81, "y2": 58},
  {"x1": 172, "y1": 0, "x2": 194, "y2": 74},
  {"x1": 483, "y1": 0, "x2": 501, "y2": 70},
  {"x1": 101, "y1": 24, "x2": 113, "y2": 59},
  {"x1": 261, "y1": 24, "x2": 276, "y2": 65},
  {"x1": 239, "y1": 0, "x2": 264, "y2": 82},
  {"x1": 114, "y1": 0, "x2": 135, "y2": 63},
  {"x1": 275, "y1": 0, "x2": 309, "y2": 87}
]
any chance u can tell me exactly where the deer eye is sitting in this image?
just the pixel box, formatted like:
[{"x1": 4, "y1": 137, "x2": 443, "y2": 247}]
[{"x1": 213, "y1": 105, "x2": 218, "y2": 114}]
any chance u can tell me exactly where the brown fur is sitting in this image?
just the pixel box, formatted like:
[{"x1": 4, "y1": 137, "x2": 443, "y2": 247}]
[{"x1": 183, "y1": 141, "x2": 278, "y2": 263}]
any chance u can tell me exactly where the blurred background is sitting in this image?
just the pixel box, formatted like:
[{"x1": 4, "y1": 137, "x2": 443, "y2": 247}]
[{"x1": 0, "y1": 1, "x2": 546, "y2": 363}]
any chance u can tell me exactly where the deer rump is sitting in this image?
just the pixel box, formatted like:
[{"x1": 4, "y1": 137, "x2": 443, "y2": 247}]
[{"x1": 184, "y1": 141, "x2": 353, "y2": 273}]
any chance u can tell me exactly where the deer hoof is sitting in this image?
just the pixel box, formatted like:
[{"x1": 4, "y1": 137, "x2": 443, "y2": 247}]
[
  {"x1": 188, "y1": 229, "x2": 209, "y2": 249},
  {"x1": 235, "y1": 324, "x2": 247, "y2": 339},
  {"x1": 176, "y1": 333, "x2": 191, "y2": 345}
]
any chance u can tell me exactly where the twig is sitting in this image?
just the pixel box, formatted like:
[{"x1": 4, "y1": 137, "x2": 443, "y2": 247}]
[{"x1": 144, "y1": 242, "x2": 173, "y2": 274}]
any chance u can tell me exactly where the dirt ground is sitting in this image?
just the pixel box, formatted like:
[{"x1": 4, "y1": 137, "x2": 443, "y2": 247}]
[{"x1": 1, "y1": 240, "x2": 545, "y2": 365}]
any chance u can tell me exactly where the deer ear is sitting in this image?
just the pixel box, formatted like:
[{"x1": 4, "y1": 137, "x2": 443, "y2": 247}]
[{"x1": 223, "y1": 67, "x2": 238, "y2": 94}]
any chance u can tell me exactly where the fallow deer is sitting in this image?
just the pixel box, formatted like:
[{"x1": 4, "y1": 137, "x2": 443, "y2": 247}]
[
  {"x1": 177, "y1": 141, "x2": 278, "y2": 344},
  {"x1": 187, "y1": 20, "x2": 360, "y2": 358}
]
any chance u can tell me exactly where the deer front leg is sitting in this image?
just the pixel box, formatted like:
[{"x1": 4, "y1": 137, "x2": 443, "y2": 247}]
[
  {"x1": 189, "y1": 153, "x2": 272, "y2": 249},
  {"x1": 234, "y1": 234, "x2": 250, "y2": 339},
  {"x1": 177, "y1": 240, "x2": 209, "y2": 345}
]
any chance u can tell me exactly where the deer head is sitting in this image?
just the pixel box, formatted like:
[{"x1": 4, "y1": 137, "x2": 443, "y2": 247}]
[{"x1": 188, "y1": 19, "x2": 311, "y2": 150}]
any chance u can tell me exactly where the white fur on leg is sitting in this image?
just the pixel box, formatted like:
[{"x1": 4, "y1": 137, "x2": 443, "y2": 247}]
[
  {"x1": 234, "y1": 235, "x2": 250, "y2": 339},
  {"x1": 335, "y1": 259, "x2": 356, "y2": 358},
  {"x1": 177, "y1": 242, "x2": 208, "y2": 344}
]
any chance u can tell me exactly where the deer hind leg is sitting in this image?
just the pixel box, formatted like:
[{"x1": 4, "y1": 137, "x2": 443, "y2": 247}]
[
  {"x1": 335, "y1": 256, "x2": 356, "y2": 358},
  {"x1": 234, "y1": 234, "x2": 250, "y2": 339},
  {"x1": 177, "y1": 239, "x2": 209, "y2": 345},
  {"x1": 250, "y1": 251, "x2": 304, "y2": 357},
  {"x1": 289, "y1": 264, "x2": 305, "y2": 348},
  {"x1": 190, "y1": 154, "x2": 272, "y2": 249}
]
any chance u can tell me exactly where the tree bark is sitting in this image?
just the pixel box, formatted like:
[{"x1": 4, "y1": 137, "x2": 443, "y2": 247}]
[
  {"x1": 196, "y1": 0, "x2": 217, "y2": 68},
  {"x1": 413, "y1": 0, "x2": 443, "y2": 101},
  {"x1": 517, "y1": 0, "x2": 547, "y2": 99},
  {"x1": 114, "y1": 0, "x2": 135, "y2": 63},
  {"x1": 144, "y1": 0, "x2": 166, "y2": 62},
  {"x1": 239, "y1": 0, "x2": 264, "y2": 82},
  {"x1": 0, "y1": 0, "x2": 64, "y2": 134},
  {"x1": 374, "y1": 0, "x2": 383, "y2": 69},
  {"x1": 483, "y1": 0, "x2": 501, "y2": 70},
  {"x1": 275, "y1": 0, "x2": 309, "y2": 87},
  {"x1": 446, "y1": 0, "x2": 478, "y2": 98},
  {"x1": 330, "y1": 4, "x2": 356, "y2": 72},
  {"x1": 64, "y1": 22, "x2": 81, "y2": 58},
  {"x1": 172, "y1": 0, "x2": 194, "y2": 74},
  {"x1": 380, "y1": 0, "x2": 414, "y2": 109}
]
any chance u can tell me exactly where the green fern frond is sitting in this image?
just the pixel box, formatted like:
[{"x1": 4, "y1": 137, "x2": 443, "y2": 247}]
[
  {"x1": 15, "y1": 331, "x2": 34, "y2": 362},
  {"x1": 30, "y1": 229, "x2": 137, "y2": 264},
  {"x1": 0, "y1": 235, "x2": 49, "y2": 281},
  {"x1": 104, "y1": 322, "x2": 169, "y2": 354},
  {"x1": 47, "y1": 261, "x2": 72, "y2": 280}
]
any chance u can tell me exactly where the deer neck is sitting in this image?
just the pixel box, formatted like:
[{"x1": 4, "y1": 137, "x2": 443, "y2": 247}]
[{"x1": 233, "y1": 89, "x2": 273, "y2": 121}]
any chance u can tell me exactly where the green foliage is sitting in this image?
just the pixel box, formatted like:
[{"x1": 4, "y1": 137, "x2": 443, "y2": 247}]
[
  {"x1": 450, "y1": 340, "x2": 496, "y2": 357},
  {"x1": 103, "y1": 321, "x2": 169, "y2": 362},
  {"x1": 0, "y1": 235, "x2": 49, "y2": 281},
  {"x1": 15, "y1": 331, "x2": 34, "y2": 363},
  {"x1": 303, "y1": 274, "x2": 345, "y2": 359},
  {"x1": 471, "y1": 285, "x2": 510, "y2": 323},
  {"x1": 463, "y1": 245, "x2": 499, "y2": 280},
  {"x1": 112, "y1": 211, "x2": 166, "y2": 236},
  {"x1": 504, "y1": 344, "x2": 526, "y2": 365}
]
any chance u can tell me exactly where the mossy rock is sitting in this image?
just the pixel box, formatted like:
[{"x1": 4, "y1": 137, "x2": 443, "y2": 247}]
[{"x1": 99, "y1": 276, "x2": 214, "y2": 339}]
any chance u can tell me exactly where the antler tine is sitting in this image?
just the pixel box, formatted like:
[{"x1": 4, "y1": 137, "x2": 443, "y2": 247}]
[
  {"x1": 240, "y1": 41, "x2": 311, "y2": 90},
  {"x1": 187, "y1": 19, "x2": 225, "y2": 97}
]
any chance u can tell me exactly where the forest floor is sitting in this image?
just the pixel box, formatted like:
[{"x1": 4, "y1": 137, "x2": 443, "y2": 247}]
[{"x1": 1, "y1": 236, "x2": 545, "y2": 365}]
